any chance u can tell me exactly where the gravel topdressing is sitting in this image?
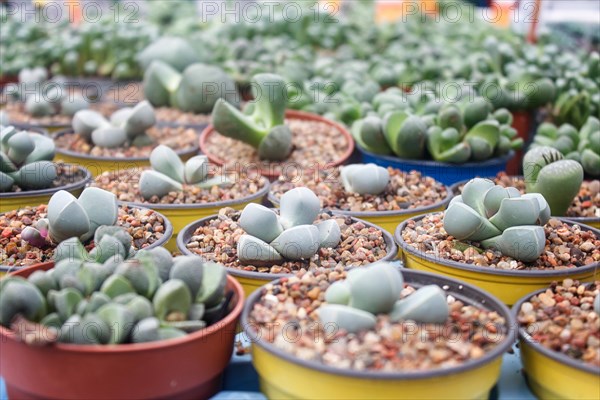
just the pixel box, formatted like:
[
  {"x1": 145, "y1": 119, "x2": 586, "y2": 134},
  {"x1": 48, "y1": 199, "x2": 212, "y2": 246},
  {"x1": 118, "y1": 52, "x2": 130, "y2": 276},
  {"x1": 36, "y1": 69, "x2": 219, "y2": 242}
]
[
  {"x1": 401, "y1": 213, "x2": 600, "y2": 270},
  {"x1": 3, "y1": 101, "x2": 120, "y2": 126},
  {"x1": 517, "y1": 279, "x2": 599, "y2": 367},
  {"x1": 54, "y1": 125, "x2": 198, "y2": 158},
  {"x1": 3, "y1": 163, "x2": 87, "y2": 193},
  {"x1": 1, "y1": 204, "x2": 167, "y2": 267},
  {"x1": 204, "y1": 118, "x2": 350, "y2": 174},
  {"x1": 184, "y1": 208, "x2": 390, "y2": 274},
  {"x1": 454, "y1": 173, "x2": 600, "y2": 219},
  {"x1": 270, "y1": 168, "x2": 449, "y2": 212},
  {"x1": 154, "y1": 107, "x2": 211, "y2": 126},
  {"x1": 93, "y1": 169, "x2": 267, "y2": 205},
  {"x1": 248, "y1": 268, "x2": 508, "y2": 372}
]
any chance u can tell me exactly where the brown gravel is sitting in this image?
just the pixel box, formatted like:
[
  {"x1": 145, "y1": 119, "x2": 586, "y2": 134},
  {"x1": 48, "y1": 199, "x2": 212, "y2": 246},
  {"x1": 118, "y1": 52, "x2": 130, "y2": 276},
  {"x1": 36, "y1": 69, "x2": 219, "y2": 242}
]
[
  {"x1": 154, "y1": 107, "x2": 211, "y2": 126},
  {"x1": 270, "y1": 168, "x2": 449, "y2": 212},
  {"x1": 205, "y1": 118, "x2": 350, "y2": 175},
  {"x1": 0, "y1": 204, "x2": 167, "y2": 267},
  {"x1": 401, "y1": 213, "x2": 600, "y2": 270},
  {"x1": 518, "y1": 280, "x2": 599, "y2": 367},
  {"x1": 54, "y1": 125, "x2": 198, "y2": 158},
  {"x1": 454, "y1": 173, "x2": 600, "y2": 219},
  {"x1": 4, "y1": 163, "x2": 87, "y2": 193},
  {"x1": 248, "y1": 268, "x2": 507, "y2": 371},
  {"x1": 3, "y1": 101, "x2": 120, "y2": 126},
  {"x1": 185, "y1": 208, "x2": 389, "y2": 274},
  {"x1": 93, "y1": 168, "x2": 267, "y2": 205}
]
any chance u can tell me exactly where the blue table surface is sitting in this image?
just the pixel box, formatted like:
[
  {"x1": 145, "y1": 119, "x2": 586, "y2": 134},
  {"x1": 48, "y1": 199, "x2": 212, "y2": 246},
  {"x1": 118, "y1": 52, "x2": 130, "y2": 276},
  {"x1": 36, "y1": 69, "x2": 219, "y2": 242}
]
[{"x1": 0, "y1": 336, "x2": 536, "y2": 400}]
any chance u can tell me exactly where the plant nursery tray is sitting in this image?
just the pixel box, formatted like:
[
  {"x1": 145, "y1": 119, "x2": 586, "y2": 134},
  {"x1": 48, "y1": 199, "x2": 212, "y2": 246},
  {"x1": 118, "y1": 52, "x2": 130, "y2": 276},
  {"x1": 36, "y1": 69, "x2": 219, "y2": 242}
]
[{"x1": 0, "y1": 335, "x2": 536, "y2": 400}]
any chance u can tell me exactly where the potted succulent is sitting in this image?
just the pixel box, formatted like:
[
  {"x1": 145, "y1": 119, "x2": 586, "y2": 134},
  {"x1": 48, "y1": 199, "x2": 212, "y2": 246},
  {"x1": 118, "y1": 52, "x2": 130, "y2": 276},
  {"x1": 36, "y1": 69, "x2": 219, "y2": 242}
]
[
  {"x1": 513, "y1": 279, "x2": 599, "y2": 399},
  {"x1": 268, "y1": 163, "x2": 452, "y2": 235},
  {"x1": 177, "y1": 187, "x2": 397, "y2": 297},
  {"x1": 395, "y1": 178, "x2": 600, "y2": 305},
  {"x1": 530, "y1": 117, "x2": 600, "y2": 178},
  {"x1": 451, "y1": 146, "x2": 599, "y2": 228},
  {"x1": 0, "y1": 126, "x2": 91, "y2": 212},
  {"x1": 92, "y1": 145, "x2": 270, "y2": 251},
  {"x1": 0, "y1": 248, "x2": 244, "y2": 399},
  {"x1": 353, "y1": 96, "x2": 521, "y2": 185},
  {"x1": 242, "y1": 262, "x2": 516, "y2": 399},
  {"x1": 54, "y1": 101, "x2": 199, "y2": 177},
  {"x1": 142, "y1": 60, "x2": 240, "y2": 129},
  {"x1": 0, "y1": 187, "x2": 172, "y2": 272},
  {"x1": 199, "y1": 73, "x2": 354, "y2": 180},
  {"x1": 1, "y1": 69, "x2": 120, "y2": 133}
]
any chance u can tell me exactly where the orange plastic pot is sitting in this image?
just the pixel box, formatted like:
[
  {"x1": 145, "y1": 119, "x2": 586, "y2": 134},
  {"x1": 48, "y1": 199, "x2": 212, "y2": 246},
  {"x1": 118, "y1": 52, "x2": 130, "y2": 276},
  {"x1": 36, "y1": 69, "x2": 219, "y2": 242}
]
[
  {"x1": 199, "y1": 110, "x2": 355, "y2": 181},
  {"x1": 0, "y1": 262, "x2": 245, "y2": 399}
]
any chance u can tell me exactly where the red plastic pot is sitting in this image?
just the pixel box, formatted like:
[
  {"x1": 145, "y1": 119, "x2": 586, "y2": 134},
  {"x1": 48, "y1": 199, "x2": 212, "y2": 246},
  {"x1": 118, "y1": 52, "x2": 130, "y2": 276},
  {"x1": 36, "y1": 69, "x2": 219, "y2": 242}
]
[
  {"x1": 0, "y1": 262, "x2": 245, "y2": 399},
  {"x1": 506, "y1": 110, "x2": 533, "y2": 175},
  {"x1": 199, "y1": 109, "x2": 355, "y2": 180}
]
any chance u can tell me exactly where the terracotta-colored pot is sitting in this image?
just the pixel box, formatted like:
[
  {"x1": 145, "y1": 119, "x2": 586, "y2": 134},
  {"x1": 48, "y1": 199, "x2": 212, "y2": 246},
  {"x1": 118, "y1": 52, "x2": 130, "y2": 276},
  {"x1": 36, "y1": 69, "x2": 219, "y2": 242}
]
[
  {"x1": 506, "y1": 110, "x2": 533, "y2": 175},
  {"x1": 0, "y1": 262, "x2": 245, "y2": 399},
  {"x1": 199, "y1": 109, "x2": 355, "y2": 180}
]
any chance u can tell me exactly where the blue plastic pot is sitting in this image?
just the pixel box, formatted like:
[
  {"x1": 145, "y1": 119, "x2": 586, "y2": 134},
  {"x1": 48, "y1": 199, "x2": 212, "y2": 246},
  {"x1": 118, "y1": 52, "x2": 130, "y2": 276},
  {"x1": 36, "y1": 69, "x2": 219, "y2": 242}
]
[{"x1": 357, "y1": 145, "x2": 515, "y2": 185}]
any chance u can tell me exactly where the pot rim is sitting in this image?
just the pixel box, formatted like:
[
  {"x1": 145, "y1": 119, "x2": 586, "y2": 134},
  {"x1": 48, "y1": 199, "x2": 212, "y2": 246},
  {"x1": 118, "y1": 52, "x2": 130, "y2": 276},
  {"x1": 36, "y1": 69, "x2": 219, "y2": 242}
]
[
  {"x1": 177, "y1": 211, "x2": 398, "y2": 281},
  {"x1": 450, "y1": 176, "x2": 600, "y2": 225},
  {"x1": 113, "y1": 176, "x2": 270, "y2": 211},
  {"x1": 198, "y1": 109, "x2": 355, "y2": 178},
  {"x1": 356, "y1": 142, "x2": 515, "y2": 168},
  {"x1": 394, "y1": 213, "x2": 600, "y2": 278},
  {"x1": 241, "y1": 267, "x2": 516, "y2": 380},
  {"x1": 0, "y1": 203, "x2": 173, "y2": 271},
  {"x1": 5, "y1": 125, "x2": 50, "y2": 136},
  {"x1": 512, "y1": 284, "x2": 600, "y2": 376},
  {"x1": 53, "y1": 128, "x2": 199, "y2": 162},
  {"x1": 0, "y1": 163, "x2": 92, "y2": 199},
  {"x1": 0, "y1": 261, "x2": 245, "y2": 353},
  {"x1": 267, "y1": 179, "x2": 453, "y2": 218}
]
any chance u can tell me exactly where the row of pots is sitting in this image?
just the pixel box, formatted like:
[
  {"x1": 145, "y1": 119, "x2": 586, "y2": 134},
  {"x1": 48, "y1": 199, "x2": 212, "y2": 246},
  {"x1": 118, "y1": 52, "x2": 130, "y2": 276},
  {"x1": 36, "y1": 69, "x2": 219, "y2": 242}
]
[
  {"x1": 9, "y1": 107, "x2": 525, "y2": 185},
  {"x1": 1, "y1": 258, "x2": 596, "y2": 399}
]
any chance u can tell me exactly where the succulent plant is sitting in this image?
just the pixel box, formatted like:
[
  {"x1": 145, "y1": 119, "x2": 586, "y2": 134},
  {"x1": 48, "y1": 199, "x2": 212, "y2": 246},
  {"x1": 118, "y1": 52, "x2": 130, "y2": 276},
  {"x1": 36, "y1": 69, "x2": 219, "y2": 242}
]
[
  {"x1": 20, "y1": 187, "x2": 118, "y2": 246},
  {"x1": 352, "y1": 100, "x2": 521, "y2": 163},
  {"x1": 212, "y1": 73, "x2": 292, "y2": 161},
  {"x1": 0, "y1": 251, "x2": 230, "y2": 345},
  {"x1": 319, "y1": 262, "x2": 449, "y2": 333},
  {"x1": 444, "y1": 178, "x2": 550, "y2": 262},
  {"x1": 237, "y1": 187, "x2": 340, "y2": 264},
  {"x1": 138, "y1": 145, "x2": 230, "y2": 200},
  {"x1": 594, "y1": 295, "x2": 600, "y2": 315},
  {"x1": 143, "y1": 60, "x2": 239, "y2": 114},
  {"x1": 137, "y1": 37, "x2": 200, "y2": 72},
  {"x1": 0, "y1": 126, "x2": 57, "y2": 192},
  {"x1": 340, "y1": 164, "x2": 389, "y2": 195},
  {"x1": 531, "y1": 117, "x2": 600, "y2": 177},
  {"x1": 71, "y1": 101, "x2": 156, "y2": 149},
  {"x1": 11, "y1": 73, "x2": 90, "y2": 118},
  {"x1": 523, "y1": 146, "x2": 584, "y2": 217}
]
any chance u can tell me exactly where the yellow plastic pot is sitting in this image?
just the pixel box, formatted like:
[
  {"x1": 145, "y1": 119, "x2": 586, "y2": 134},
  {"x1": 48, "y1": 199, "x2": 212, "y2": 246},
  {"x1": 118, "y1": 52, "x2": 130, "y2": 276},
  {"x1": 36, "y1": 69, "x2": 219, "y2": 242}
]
[
  {"x1": 241, "y1": 269, "x2": 516, "y2": 400},
  {"x1": 122, "y1": 178, "x2": 270, "y2": 252},
  {"x1": 0, "y1": 164, "x2": 92, "y2": 213},
  {"x1": 53, "y1": 129, "x2": 199, "y2": 177},
  {"x1": 0, "y1": 204, "x2": 173, "y2": 276},
  {"x1": 267, "y1": 187, "x2": 453, "y2": 239},
  {"x1": 178, "y1": 213, "x2": 398, "y2": 299},
  {"x1": 395, "y1": 214, "x2": 600, "y2": 306},
  {"x1": 512, "y1": 287, "x2": 600, "y2": 399},
  {"x1": 450, "y1": 177, "x2": 600, "y2": 229}
]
